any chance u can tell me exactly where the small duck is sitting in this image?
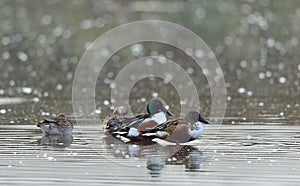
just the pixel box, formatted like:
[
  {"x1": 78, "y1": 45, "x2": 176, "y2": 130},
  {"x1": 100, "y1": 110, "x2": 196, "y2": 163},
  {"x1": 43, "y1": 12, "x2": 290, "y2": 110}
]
[
  {"x1": 37, "y1": 113, "x2": 73, "y2": 135},
  {"x1": 102, "y1": 106, "x2": 128, "y2": 133},
  {"x1": 148, "y1": 111, "x2": 210, "y2": 144},
  {"x1": 107, "y1": 99, "x2": 173, "y2": 141}
]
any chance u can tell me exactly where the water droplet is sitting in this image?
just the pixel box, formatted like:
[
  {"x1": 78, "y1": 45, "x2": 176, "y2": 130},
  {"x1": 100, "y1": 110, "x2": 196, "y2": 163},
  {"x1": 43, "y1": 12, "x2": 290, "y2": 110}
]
[
  {"x1": 164, "y1": 72, "x2": 173, "y2": 81},
  {"x1": 145, "y1": 58, "x2": 153, "y2": 66},
  {"x1": 247, "y1": 91, "x2": 253, "y2": 96},
  {"x1": 267, "y1": 37, "x2": 275, "y2": 47},
  {"x1": 109, "y1": 82, "x2": 116, "y2": 89},
  {"x1": 47, "y1": 157, "x2": 55, "y2": 161},
  {"x1": 187, "y1": 67, "x2": 194, "y2": 74},
  {"x1": 152, "y1": 92, "x2": 159, "y2": 97},
  {"x1": 103, "y1": 100, "x2": 110, "y2": 106},
  {"x1": 158, "y1": 55, "x2": 167, "y2": 64},
  {"x1": 38, "y1": 34, "x2": 46, "y2": 44},
  {"x1": 265, "y1": 71, "x2": 272, "y2": 77},
  {"x1": 279, "y1": 76, "x2": 287, "y2": 84},
  {"x1": 258, "y1": 72, "x2": 265, "y2": 79},
  {"x1": 95, "y1": 109, "x2": 101, "y2": 114},
  {"x1": 43, "y1": 92, "x2": 49, "y2": 97},
  {"x1": 202, "y1": 68, "x2": 209, "y2": 75},
  {"x1": 195, "y1": 49, "x2": 204, "y2": 58},
  {"x1": 240, "y1": 60, "x2": 247, "y2": 68},
  {"x1": 81, "y1": 19, "x2": 93, "y2": 30},
  {"x1": 46, "y1": 47, "x2": 54, "y2": 56},
  {"x1": 1, "y1": 36, "x2": 10, "y2": 45},
  {"x1": 185, "y1": 48, "x2": 193, "y2": 56},
  {"x1": 0, "y1": 109, "x2": 6, "y2": 114},
  {"x1": 9, "y1": 80, "x2": 15, "y2": 86},
  {"x1": 66, "y1": 72, "x2": 73, "y2": 80},
  {"x1": 150, "y1": 51, "x2": 158, "y2": 57},
  {"x1": 32, "y1": 97, "x2": 40, "y2": 102},
  {"x1": 224, "y1": 36, "x2": 233, "y2": 45},
  {"x1": 166, "y1": 51, "x2": 174, "y2": 58},
  {"x1": 17, "y1": 51, "x2": 28, "y2": 62},
  {"x1": 53, "y1": 27, "x2": 63, "y2": 37},
  {"x1": 238, "y1": 87, "x2": 246, "y2": 93},
  {"x1": 56, "y1": 84, "x2": 62, "y2": 90},
  {"x1": 21, "y1": 87, "x2": 32, "y2": 94},
  {"x1": 107, "y1": 72, "x2": 114, "y2": 78},
  {"x1": 278, "y1": 63, "x2": 285, "y2": 70},
  {"x1": 63, "y1": 30, "x2": 72, "y2": 39},
  {"x1": 2, "y1": 51, "x2": 10, "y2": 60},
  {"x1": 131, "y1": 44, "x2": 143, "y2": 56},
  {"x1": 84, "y1": 42, "x2": 92, "y2": 49},
  {"x1": 41, "y1": 112, "x2": 50, "y2": 116},
  {"x1": 41, "y1": 14, "x2": 52, "y2": 25}
]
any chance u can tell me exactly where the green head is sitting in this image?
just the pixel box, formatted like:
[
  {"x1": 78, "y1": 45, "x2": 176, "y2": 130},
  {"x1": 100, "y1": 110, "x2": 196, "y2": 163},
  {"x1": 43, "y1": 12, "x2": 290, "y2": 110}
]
[{"x1": 146, "y1": 99, "x2": 173, "y2": 116}]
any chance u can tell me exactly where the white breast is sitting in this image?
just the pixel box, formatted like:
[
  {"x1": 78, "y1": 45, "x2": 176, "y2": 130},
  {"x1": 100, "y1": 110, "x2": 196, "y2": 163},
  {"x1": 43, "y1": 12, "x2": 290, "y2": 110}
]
[
  {"x1": 189, "y1": 122, "x2": 204, "y2": 139},
  {"x1": 143, "y1": 112, "x2": 167, "y2": 124}
]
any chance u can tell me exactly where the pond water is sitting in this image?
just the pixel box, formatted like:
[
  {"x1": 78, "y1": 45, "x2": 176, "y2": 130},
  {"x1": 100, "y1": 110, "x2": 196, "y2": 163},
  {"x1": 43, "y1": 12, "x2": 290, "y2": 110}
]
[{"x1": 0, "y1": 97, "x2": 299, "y2": 185}]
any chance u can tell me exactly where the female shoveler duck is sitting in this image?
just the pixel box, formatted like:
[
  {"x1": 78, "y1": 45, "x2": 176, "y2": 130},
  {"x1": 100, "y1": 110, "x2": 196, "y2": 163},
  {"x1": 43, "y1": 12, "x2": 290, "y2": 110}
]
[
  {"x1": 102, "y1": 106, "x2": 128, "y2": 133},
  {"x1": 37, "y1": 113, "x2": 73, "y2": 135},
  {"x1": 146, "y1": 111, "x2": 210, "y2": 144},
  {"x1": 103, "y1": 99, "x2": 173, "y2": 142}
]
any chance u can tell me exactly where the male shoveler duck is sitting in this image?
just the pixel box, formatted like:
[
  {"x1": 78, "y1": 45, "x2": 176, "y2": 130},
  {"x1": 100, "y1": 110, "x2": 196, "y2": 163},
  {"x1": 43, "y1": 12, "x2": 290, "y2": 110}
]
[
  {"x1": 104, "y1": 99, "x2": 173, "y2": 142},
  {"x1": 146, "y1": 111, "x2": 210, "y2": 144},
  {"x1": 37, "y1": 113, "x2": 73, "y2": 135}
]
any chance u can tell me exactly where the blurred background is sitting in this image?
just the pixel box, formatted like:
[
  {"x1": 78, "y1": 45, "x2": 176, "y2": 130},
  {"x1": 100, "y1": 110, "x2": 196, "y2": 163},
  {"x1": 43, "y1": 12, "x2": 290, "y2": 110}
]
[
  {"x1": 1, "y1": 0, "x2": 300, "y2": 122},
  {"x1": 0, "y1": 0, "x2": 299, "y2": 117}
]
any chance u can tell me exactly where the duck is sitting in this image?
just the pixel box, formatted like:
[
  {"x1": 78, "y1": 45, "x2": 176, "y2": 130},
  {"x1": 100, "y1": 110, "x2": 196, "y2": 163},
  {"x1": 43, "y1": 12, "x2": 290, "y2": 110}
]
[
  {"x1": 102, "y1": 106, "x2": 128, "y2": 133},
  {"x1": 37, "y1": 113, "x2": 73, "y2": 135},
  {"x1": 105, "y1": 99, "x2": 173, "y2": 141},
  {"x1": 145, "y1": 111, "x2": 210, "y2": 144}
]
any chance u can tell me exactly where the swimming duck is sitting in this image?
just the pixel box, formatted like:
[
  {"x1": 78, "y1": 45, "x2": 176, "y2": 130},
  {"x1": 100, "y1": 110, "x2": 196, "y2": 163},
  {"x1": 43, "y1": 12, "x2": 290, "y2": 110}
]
[
  {"x1": 106, "y1": 99, "x2": 173, "y2": 140},
  {"x1": 37, "y1": 113, "x2": 73, "y2": 135},
  {"x1": 102, "y1": 106, "x2": 128, "y2": 133},
  {"x1": 147, "y1": 111, "x2": 210, "y2": 144}
]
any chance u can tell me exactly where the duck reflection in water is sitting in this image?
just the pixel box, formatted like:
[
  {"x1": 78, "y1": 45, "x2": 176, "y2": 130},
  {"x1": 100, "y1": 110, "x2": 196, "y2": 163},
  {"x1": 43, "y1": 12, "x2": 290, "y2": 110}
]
[
  {"x1": 38, "y1": 134, "x2": 73, "y2": 147},
  {"x1": 146, "y1": 155, "x2": 165, "y2": 177},
  {"x1": 103, "y1": 135, "x2": 203, "y2": 173},
  {"x1": 164, "y1": 145, "x2": 203, "y2": 171},
  {"x1": 146, "y1": 145, "x2": 203, "y2": 175}
]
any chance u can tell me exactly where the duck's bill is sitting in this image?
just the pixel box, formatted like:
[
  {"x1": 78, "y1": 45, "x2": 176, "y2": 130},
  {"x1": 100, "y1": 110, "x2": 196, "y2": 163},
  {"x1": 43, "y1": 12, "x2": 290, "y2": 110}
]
[
  {"x1": 199, "y1": 116, "x2": 210, "y2": 124},
  {"x1": 162, "y1": 107, "x2": 173, "y2": 116}
]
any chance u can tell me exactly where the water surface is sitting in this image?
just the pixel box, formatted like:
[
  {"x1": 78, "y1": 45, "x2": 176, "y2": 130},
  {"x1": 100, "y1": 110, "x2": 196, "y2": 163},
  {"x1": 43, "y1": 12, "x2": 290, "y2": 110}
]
[{"x1": 0, "y1": 98, "x2": 299, "y2": 185}]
